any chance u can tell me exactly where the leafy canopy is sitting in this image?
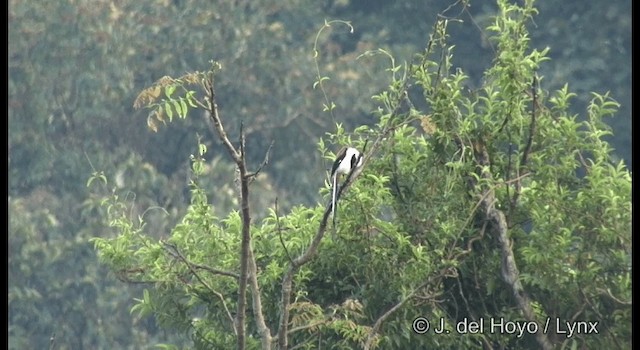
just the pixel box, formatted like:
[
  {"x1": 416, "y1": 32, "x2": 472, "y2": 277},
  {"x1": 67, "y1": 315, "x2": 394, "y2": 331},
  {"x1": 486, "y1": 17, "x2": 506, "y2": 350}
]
[{"x1": 92, "y1": 0, "x2": 631, "y2": 349}]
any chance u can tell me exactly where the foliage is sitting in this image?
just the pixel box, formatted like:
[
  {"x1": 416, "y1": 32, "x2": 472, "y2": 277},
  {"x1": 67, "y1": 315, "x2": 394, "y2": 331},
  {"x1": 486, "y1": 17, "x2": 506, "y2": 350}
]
[
  {"x1": 9, "y1": 0, "x2": 630, "y2": 349},
  {"x1": 89, "y1": 1, "x2": 631, "y2": 349}
]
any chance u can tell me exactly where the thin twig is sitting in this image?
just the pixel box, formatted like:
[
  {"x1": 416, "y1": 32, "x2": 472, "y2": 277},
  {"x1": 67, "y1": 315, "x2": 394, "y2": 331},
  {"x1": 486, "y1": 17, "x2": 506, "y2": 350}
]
[
  {"x1": 275, "y1": 198, "x2": 294, "y2": 264},
  {"x1": 202, "y1": 69, "x2": 272, "y2": 349},
  {"x1": 162, "y1": 242, "x2": 240, "y2": 279},
  {"x1": 520, "y1": 76, "x2": 538, "y2": 169},
  {"x1": 247, "y1": 245, "x2": 272, "y2": 347},
  {"x1": 363, "y1": 278, "x2": 434, "y2": 350},
  {"x1": 511, "y1": 76, "x2": 538, "y2": 214},
  {"x1": 449, "y1": 172, "x2": 530, "y2": 261},
  {"x1": 473, "y1": 141, "x2": 553, "y2": 350},
  {"x1": 246, "y1": 141, "x2": 275, "y2": 180},
  {"x1": 162, "y1": 242, "x2": 236, "y2": 332},
  {"x1": 596, "y1": 288, "x2": 632, "y2": 306},
  {"x1": 235, "y1": 122, "x2": 250, "y2": 350},
  {"x1": 204, "y1": 67, "x2": 241, "y2": 163},
  {"x1": 287, "y1": 320, "x2": 328, "y2": 335}
]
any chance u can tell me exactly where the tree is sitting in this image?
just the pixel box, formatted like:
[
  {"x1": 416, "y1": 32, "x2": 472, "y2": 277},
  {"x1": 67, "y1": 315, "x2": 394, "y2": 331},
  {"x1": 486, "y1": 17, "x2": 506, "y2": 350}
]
[
  {"x1": 91, "y1": 0, "x2": 631, "y2": 349},
  {"x1": 9, "y1": 1, "x2": 382, "y2": 347}
]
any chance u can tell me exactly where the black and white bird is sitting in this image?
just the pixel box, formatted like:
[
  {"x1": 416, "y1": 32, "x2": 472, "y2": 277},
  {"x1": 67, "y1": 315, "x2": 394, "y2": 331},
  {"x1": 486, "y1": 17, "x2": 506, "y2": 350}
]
[{"x1": 330, "y1": 146, "x2": 363, "y2": 221}]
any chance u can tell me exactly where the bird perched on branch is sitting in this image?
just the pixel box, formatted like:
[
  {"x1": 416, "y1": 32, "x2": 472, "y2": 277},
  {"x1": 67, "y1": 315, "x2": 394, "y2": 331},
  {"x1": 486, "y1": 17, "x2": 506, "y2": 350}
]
[{"x1": 330, "y1": 146, "x2": 363, "y2": 224}]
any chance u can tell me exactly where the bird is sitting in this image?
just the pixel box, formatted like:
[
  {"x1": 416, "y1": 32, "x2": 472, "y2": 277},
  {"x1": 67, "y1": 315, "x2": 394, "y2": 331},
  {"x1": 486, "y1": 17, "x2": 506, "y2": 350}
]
[{"x1": 330, "y1": 146, "x2": 363, "y2": 223}]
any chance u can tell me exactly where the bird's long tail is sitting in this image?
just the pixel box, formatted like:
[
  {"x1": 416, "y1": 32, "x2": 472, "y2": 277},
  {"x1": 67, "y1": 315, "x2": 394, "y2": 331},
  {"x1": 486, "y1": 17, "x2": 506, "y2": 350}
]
[{"x1": 331, "y1": 174, "x2": 338, "y2": 226}]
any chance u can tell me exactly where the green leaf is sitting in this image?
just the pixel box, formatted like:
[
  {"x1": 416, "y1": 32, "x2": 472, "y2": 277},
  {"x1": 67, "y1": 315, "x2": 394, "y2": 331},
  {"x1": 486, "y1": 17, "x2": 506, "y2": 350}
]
[
  {"x1": 313, "y1": 76, "x2": 330, "y2": 89},
  {"x1": 186, "y1": 91, "x2": 198, "y2": 107},
  {"x1": 86, "y1": 171, "x2": 107, "y2": 187},
  {"x1": 164, "y1": 101, "x2": 174, "y2": 121},
  {"x1": 180, "y1": 98, "x2": 189, "y2": 119},
  {"x1": 164, "y1": 85, "x2": 176, "y2": 99},
  {"x1": 171, "y1": 99, "x2": 183, "y2": 118}
]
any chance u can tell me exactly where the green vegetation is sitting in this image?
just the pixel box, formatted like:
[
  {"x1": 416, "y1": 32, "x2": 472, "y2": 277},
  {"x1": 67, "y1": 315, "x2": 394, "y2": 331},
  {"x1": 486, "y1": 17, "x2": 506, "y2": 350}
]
[{"x1": 9, "y1": 0, "x2": 630, "y2": 349}]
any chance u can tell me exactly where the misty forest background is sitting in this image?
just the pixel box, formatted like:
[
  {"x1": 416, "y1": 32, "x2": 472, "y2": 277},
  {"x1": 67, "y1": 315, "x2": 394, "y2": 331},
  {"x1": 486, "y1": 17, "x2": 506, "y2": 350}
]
[{"x1": 9, "y1": 0, "x2": 630, "y2": 349}]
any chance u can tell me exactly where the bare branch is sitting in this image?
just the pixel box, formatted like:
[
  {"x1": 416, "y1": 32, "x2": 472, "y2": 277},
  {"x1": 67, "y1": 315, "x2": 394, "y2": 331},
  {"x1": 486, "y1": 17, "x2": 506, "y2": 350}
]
[
  {"x1": 235, "y1": 121, "x2": 250, "y2": 350},
  {"x1": 202, "y1": 68, "x2": 273, "y2": 349},
  {"x1": 246, "y1": 140, "x2": 275, "y2": 181},
  {"x1": 205, "y1": 67, "x2": 241, "y2": 163}
]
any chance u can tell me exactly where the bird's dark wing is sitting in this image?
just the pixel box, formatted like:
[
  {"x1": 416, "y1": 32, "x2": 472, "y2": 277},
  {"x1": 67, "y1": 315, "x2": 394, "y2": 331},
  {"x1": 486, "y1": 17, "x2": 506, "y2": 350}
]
[
  {"x1": 331, "y1": 146, "x2": 348, "y2": 176},
  {"x1": 349, "y1": 153, "x2": 358, "y2": 170}
]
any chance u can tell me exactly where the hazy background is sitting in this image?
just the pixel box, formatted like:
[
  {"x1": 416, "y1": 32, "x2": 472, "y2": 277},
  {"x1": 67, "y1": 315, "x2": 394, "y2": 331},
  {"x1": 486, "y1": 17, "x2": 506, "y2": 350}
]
[{"x1": 9, "y1": 0, "x2": 630, "y2": 348}]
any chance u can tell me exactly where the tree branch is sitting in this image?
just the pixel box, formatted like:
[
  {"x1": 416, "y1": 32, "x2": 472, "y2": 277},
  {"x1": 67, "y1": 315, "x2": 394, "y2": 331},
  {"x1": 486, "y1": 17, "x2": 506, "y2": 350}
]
[
  {"x1": 287, "y1": 320, "x2": 328, "y2": 335},
  {"x1": 473, "y1": 142, "x2": 553, "y2": 350},
  {"x1": 596, "y1": 288, "x2": 632, "y2": 306},
  {"x1": 162, "y1": 241, "x2": 240, "y2": 280},
  {"x1": 204, "y1": 65, "x2": 241, "y2": 163},
  {"x1": 162, "y1": 242, "x2": 236, "y2": 332},
  {"x1": 275, "y1": 198, "x2": 294, "y2": 264},
  {"x1": 248, "y1": 245, "x2": 274, "y2": 348},
  {"x1": 203, "y1": 67, "x2": 272, "y2": 350},
  {"x1": 235, "y1": 117, "x2": 250, "y2": 350},
  {"x1": 362, "y1": 265, "x2": 457, "y2": 350},
  {"x1": 246, "y1": 141, "x2": 274, "y2": 181},
  {"x1": 276, "y1": 135, "x2": 378, "y2": 350},
  {"x1": 520, "y1": 76, "x2": 538, "y2": 169},
  {"x1": 510, "y1": 76, "x2": 538, "y2": 213},
  {"x1": 49, "y1": 333, "x2": 56, "y2": 350},
  {"x1": 276, "y1": 82, "x2": 413, "y2": 349},
  {"x1": 363, "y1": 279, "x2": 431, "y2": 350}
]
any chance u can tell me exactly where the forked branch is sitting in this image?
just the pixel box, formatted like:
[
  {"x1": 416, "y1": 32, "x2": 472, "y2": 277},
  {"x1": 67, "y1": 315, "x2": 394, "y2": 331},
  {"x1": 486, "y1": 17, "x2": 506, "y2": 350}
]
[{"x1": 203, "y1": 66, "x2": 272, "y2": 350}]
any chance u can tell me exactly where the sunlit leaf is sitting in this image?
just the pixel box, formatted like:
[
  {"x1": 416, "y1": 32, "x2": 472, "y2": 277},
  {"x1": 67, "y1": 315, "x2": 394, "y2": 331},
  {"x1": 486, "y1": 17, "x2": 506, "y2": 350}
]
[
  {"x1": 164, "y1": 85, "x2": 176, "y2": 99},
  {"x1": 164, "y1": 101, "x2": 174, "y2": 121}
]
